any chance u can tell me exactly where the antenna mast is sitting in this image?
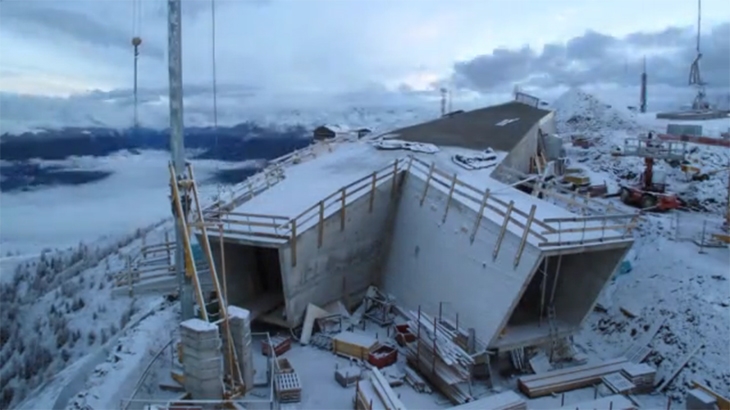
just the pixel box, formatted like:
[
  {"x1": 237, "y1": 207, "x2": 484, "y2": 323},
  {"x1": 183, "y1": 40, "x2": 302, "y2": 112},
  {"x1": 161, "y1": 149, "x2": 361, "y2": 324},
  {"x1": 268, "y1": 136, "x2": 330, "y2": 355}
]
[
  {"x1": 689, "y1": 0, "x2": 707, "y2": 109},
  {"x1": 640, "y1": 56, "x2": 647, "y2": 113},
  {"x1": 167, "y1": 0, "x2": 194, "y2": 320}
]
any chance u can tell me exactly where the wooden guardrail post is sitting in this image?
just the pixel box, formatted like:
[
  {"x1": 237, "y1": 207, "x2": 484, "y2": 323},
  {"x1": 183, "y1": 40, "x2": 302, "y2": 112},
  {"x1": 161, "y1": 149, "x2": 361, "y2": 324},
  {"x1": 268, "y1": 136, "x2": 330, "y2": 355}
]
[
  {"x1": 317, "y1": 200, "x2": 325, "y2": 248},
  {"x1": 470, "y1": 189, "x2": 490, "y2": 244},
  {"x1": 369, "y1": 172, "x2": 377, "y2": 213},
  {"x1": 514, "y1": 205, "x2": 537, "y2": 268},
  {"x1": 442, "y1": 173, "x2": 458, "y2": 223},
  {"x1": 290, "y1": 219, "x2": 298, "y2": 267},
  {"x1": 390, "y1": 160, "x2": 399, "y2": 198},
  {"x1": 340, "y1": 188, "x2": 346, "y2": 231},
  {"x1": 165, "y1": 231, "x2": 171, "y2": 267},
  {"x1": 406, "y1": 156, "x2": 414, "y2": 173},
  {"x1": 420, "y1": 162, "x2": 436, "y2": 207},
  {"x1": 493, "y1": 201, "x2": 515, "y2": 260}
]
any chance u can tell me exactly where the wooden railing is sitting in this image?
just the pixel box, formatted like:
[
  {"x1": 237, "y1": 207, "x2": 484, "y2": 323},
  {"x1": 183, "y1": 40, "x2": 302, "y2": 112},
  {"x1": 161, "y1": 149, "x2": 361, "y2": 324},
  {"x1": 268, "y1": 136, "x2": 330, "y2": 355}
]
[
  {"x1": 279, "y1": 159, "x2": 405, "y2": 266},
  {"x1": 408, "y1": 157, "x2": 635, "y2": 265},
  {"x1": 195, "y1": 157, "x2": 405, "y2": 254}
]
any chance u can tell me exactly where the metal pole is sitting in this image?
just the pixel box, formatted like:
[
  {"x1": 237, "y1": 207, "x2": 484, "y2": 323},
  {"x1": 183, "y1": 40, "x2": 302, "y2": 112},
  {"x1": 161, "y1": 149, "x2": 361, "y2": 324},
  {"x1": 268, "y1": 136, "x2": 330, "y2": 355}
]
[
  {"x1": 167, "y1": 0, "x2": 193, "y2": 320},
  {"x1": 133, "y1": 45, "x2": 139, "y2": 128}
]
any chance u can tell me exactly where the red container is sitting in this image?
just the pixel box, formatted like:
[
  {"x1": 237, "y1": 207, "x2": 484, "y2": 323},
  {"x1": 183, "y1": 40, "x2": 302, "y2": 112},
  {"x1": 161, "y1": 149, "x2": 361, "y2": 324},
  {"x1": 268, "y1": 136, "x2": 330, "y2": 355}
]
[
  {"x1": 262, "y1": 336, "x2": 292, "y2": 357},
  {"x1": 394, "y1": 324, "x2": 416, "y2": 347},
  {"x1": 368, "y1": 345, "x2": 398, "y2": 369}
]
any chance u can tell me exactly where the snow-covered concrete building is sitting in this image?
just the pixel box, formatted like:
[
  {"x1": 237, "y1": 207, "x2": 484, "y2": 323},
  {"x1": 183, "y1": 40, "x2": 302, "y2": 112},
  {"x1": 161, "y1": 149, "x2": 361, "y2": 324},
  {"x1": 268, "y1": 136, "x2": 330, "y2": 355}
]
[{"x1": 198, "y1": 100, "x2": 634, "y2": 351}]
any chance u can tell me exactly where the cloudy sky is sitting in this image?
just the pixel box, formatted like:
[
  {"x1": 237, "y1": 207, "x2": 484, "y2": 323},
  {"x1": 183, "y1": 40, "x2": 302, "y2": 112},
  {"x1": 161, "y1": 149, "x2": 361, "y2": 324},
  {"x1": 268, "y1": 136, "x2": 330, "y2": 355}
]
[{"x1": 0, "y1": 0, "x2": 728, "y2": 105}]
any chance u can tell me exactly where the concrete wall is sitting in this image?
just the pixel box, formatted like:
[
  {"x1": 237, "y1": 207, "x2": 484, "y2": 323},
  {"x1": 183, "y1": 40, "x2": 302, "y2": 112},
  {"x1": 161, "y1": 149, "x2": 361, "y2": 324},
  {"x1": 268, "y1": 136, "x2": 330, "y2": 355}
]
[
  {"x1": 493, "y1": 113, "x2": 557, "y2": 183},
  {"x1": 380, "y1": 172, "x2": 542, "y2": 344},
  {"x1": 278, "y1": 176, "x2": 400, "y2": 325},
  {"x1": 552, "y1": 246, "x2": 629, "y2": 325}
]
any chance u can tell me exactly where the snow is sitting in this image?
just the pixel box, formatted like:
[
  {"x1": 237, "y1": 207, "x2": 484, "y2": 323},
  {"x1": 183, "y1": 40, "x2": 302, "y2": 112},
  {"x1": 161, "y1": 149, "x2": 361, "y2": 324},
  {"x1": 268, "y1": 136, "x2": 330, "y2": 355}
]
[
  {"x1": 5, "y1": 87, "x2": 729, "y2": 409},
  {"x1": 232, "y1": 141, "x2": 397, "y2": 218},
  {"x1": 548, "y1": 88, "x2": 730, "y2": 401}
]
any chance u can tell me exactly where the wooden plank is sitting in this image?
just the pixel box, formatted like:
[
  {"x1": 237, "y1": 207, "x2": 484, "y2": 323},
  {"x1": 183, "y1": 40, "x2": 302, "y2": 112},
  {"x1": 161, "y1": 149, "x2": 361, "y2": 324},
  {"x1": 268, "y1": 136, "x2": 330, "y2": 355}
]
[
  {"x1": 442, "y1": 173, "x2": 459, "y2": 223},
  {"x1": 470, "y1": 189, "x2": 490, "y2": 244},
  {"x1": 369, "y1": 172, "x2": 377, "y2": 213},
  {"x1": 514, "y1": 205, "x2": 536, "y2": 268},
  {"x1": 390, "y1": 160, "x2": 399, "y2": 198},
  {"x1": 493, "y1": 201, "x2": 514, "y2": 260},
  {"x1": 692, "y1": 380, "x2": 730, "y2": 410},
  {"x1": 656, "y1": 344, "x2": 702, "y2": 391},
  {"x1": 558, "y1": 395, "x2": 636, "y2": 410},
  {"x1": 340, "y1": 188, "x2": 346, "y2": 231},
  {"x1": 317, "y1": 201, "x2": 325, "y2": 248},
  {"x1": 290, "y1": 219, "x2": 298, "y2": 267},
  {"x1": 420, "y1": 162, "x2": 436, "y2": 206},
  {"x1": 518, "y1": 359, "x2": 629, "y2": 398}
]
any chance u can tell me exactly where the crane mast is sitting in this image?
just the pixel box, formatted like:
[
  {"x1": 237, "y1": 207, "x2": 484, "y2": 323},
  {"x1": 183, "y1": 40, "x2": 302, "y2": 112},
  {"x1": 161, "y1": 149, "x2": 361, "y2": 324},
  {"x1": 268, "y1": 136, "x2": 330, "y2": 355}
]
[{"x1": 167, "y1": 0, "x2": 194, "y2": 320}]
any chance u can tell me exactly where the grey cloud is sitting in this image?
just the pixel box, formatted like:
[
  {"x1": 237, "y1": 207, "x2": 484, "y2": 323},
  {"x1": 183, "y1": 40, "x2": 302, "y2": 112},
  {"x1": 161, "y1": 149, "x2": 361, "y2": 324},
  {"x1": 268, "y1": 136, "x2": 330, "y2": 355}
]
[
  {"x1": 0, "y1": 1, "x2": 166, "y2": 60},
  {"x1": 453, "y1": 23, "x2": 730, "y2": 91}
]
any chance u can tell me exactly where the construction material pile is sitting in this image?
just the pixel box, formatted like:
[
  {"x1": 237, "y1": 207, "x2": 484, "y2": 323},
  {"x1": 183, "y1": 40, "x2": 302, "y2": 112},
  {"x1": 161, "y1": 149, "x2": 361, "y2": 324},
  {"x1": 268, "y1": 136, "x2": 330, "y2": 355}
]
[{"x1": 401, "y1": 310, "x2": 475, "y2": 404}]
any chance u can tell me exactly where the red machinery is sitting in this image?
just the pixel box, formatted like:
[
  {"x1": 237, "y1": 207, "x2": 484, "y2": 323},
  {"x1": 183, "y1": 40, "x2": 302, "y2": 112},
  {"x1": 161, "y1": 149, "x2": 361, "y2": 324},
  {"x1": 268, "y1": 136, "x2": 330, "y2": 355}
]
[{"x1": 614, "y1": 135, "x2": 687, "y2": 211}]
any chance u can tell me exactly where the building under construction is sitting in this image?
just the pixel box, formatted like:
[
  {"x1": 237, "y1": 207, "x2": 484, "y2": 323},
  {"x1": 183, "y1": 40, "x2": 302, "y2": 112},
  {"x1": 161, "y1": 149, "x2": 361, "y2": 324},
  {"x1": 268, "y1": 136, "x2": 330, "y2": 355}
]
[{"x1": 193, "y1": 99, "x2": 635, "y2": 352}]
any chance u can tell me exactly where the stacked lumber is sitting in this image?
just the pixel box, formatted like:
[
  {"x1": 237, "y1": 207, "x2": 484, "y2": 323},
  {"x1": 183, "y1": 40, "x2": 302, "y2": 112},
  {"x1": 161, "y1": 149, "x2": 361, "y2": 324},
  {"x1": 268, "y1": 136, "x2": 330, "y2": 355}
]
[
  {"x1": 518, "y1": 358, "x2": 629, "y2": 398},
  {"x1": 402, "y1": 310, "x2": 475, "y2": 404},
  {"x1": 355, "y1": 369, "x2": 406, "y2": 410},
  {"x1": 620, "y1": 362, "x2": 656, "y2": 394},
  {"x1": 558, "y1": 394, "x2": 636, "y2": 410},
  {"x1": 404, "y1": 366, "x2": 431, "y2": 393},
  {"x1": 333, "y1": 331, "x2": 379, "y2": 360},
  {"x1": 447, "y1": 391, "x2": 526, "y2": 410}
]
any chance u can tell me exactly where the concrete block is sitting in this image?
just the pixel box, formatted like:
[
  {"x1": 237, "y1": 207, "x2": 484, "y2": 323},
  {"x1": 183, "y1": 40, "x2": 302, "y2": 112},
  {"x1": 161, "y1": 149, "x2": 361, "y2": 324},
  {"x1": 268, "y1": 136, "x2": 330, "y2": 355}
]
[
  {"x1": 228, "y1": 306, "x2": 251, "y2": 323},
  {"x1": 182, "y1": 333, "x2": 223, "y2": 349},
  {"x1": 181, "y1": 318, "x2": 218, "y2": 335},
  {"x1": 183, "y1": 355, "x2": 223, "y2": 372}
]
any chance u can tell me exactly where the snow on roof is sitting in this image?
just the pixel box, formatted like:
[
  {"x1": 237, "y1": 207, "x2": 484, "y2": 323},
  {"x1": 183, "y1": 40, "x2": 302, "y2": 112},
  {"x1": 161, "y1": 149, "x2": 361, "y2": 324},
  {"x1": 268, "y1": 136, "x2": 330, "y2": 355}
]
[
  {"x1": 232, "y1": 141, "x2": 396, "y2": 218},
  {"x1": 226, "y1": 138, "x2": 630, "y2": 249},
  {"x1": 320, "y1": 124, "x2": 351, "y2": 133}
]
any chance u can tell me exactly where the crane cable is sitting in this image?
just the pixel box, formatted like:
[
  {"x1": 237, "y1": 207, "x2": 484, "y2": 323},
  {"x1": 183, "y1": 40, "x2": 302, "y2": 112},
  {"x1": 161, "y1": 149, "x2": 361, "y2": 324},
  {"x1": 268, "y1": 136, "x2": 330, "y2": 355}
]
[
  {"x1": 211, "y1": 0, "x2": 219, "y2": 130},
  {"x1": 211, "y1": 0, "x2": 225, "y2": 201},
  {"x1": 131, "y1": 0, "x2": 142, "y2": 129}
]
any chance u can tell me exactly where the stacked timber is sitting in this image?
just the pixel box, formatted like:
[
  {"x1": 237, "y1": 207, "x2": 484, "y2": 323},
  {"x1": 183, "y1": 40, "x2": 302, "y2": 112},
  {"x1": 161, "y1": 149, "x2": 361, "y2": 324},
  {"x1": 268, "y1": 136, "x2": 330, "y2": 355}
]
[
  {"x1": 402, "y1": 310, "x2": 475, "y2": 404},
  {"x1": 354, "y1": 369, "x2": 406, "y2": 410},
  {"x1": 518, "y1": 358, "x2": 629, "y2": 398},
  {"x1": 447, "y1": 391, "x2": 526, "y2": 410},
  {"x1": 620, "y1": 362, "x2": 656, "y2": 394}
]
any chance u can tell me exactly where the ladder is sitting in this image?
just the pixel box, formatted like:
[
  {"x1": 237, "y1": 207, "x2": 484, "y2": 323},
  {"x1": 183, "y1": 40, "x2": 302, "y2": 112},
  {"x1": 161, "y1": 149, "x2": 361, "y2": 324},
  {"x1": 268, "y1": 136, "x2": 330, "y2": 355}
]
[
  {"x1": 168, "y1": 162, "x2": 245, "y2": 390},
  {"x1": 547, "y1": 304, "x2": 560, "y2": 362}
]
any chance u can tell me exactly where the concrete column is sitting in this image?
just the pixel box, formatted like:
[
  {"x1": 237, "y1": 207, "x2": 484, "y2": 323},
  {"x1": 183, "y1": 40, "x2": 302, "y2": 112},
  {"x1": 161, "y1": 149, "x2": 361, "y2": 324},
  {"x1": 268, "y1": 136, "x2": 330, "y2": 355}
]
[
  {"x1": 227, "y1": 306, "x2": 255, "y2": 392},
  {"x1": 180, "y1": 319, "x2": 223, "y2": 400}
]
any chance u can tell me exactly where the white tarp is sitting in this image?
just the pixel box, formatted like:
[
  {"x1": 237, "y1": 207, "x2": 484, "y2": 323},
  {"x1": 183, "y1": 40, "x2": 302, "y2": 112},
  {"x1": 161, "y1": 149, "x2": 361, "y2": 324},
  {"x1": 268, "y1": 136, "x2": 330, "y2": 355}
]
[
  {"x1": 371, "y1": 139, "x2": 439, "y2": 154},
  {"x1": 452, "y1": 149, "x2": 498, "y2": 170}
]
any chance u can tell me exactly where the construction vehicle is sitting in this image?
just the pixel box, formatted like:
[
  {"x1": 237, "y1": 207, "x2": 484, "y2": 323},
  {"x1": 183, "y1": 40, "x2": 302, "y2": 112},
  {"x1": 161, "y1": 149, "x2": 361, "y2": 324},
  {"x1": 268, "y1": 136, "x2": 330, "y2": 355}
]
[{"x1": 615, "y1": 135, "x2": 687, "y2": 211}]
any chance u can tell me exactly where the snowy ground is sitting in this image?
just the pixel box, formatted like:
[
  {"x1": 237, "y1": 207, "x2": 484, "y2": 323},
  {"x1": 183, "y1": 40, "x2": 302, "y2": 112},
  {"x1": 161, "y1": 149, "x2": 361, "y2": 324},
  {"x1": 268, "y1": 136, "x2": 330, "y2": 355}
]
[
  {"x1": 3, "y1": 88, "x2": 729, "y2": 409},
  {"x1": 551, "y1": 89, "x2": 730, "y2": 400}
]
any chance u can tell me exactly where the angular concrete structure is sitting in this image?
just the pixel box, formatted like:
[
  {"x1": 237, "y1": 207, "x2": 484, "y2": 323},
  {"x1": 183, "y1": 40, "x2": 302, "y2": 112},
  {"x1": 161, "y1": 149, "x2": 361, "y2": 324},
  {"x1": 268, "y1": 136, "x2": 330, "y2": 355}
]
[{"x1": 196, "y1": 100, "x2": 635, "y2": 349}]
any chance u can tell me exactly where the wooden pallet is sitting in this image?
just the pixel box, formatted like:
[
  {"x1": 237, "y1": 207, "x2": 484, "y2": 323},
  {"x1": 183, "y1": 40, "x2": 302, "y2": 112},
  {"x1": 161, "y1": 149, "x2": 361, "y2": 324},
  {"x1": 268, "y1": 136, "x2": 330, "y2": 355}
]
[{"x1": 275, "y1": 372, "x2": 302, "y2": 403}]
